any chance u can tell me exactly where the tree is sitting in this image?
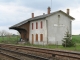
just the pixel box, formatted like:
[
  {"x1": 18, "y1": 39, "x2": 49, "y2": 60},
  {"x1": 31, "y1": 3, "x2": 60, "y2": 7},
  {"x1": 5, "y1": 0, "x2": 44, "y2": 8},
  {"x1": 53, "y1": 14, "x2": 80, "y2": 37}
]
[
  {"x1": 0, "y1": 30, "x2": 11, "y2": 40},
  {"x1": 6, "y1": 32, "x2": 12, "y2": 40},
  {"x1": 62, "y1": 31, "x2": 75, "y2": 47},
  {"x1": 0, "y1": 30, "x2": 6, "y2": 40},
  {"x1": 0, "y1": 30, "x2": 8, "y2": 36}
]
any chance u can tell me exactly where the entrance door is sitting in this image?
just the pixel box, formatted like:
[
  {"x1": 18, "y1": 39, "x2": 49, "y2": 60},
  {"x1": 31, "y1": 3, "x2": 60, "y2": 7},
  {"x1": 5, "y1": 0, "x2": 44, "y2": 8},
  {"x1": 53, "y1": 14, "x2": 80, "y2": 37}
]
[{"x1": 32, "y1": 34, "x2": 34, "y2": 44}]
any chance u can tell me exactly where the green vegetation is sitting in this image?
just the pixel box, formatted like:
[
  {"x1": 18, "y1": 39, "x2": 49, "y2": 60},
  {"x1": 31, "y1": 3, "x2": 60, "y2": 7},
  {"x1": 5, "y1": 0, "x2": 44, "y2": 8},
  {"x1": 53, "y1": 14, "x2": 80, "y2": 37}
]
[
  {"x1": 0, "y1": 35, "x2": 80, "y2": 51},
  {"x1": 0, "y1": 35, "x2": 20, "y2": 44},
  {"x1": 22, "y1": 44, "x2": 80, "y2": 51},
  {"x1": 62, "y1": 32, "x2": 75, "y2": 47},
  {"x1": 19, "y1": 34, "x2": 80, "y2": 51},
  {"x1": 72, "y1": 35, "x2": 80, "y2": 43}
]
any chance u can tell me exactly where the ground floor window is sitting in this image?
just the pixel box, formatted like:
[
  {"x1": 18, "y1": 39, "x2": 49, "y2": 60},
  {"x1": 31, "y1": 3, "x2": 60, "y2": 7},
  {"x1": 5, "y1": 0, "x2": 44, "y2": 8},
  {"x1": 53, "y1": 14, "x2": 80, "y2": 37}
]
[
  {"x1": 40, "y1": 34, "x2": 43, "y2": 42},
  {"x1": 36, "y1": 34, "x2": 38, "y2": 42}
]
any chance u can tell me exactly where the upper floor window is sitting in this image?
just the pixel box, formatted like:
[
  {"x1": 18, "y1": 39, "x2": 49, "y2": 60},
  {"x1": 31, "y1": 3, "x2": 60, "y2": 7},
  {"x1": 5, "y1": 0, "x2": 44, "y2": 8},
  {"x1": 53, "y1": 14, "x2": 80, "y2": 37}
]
[
  {"x1": 36, "y1": 22, "x2": 38, "y2": 29},
  {"x1": 32, "y1": 23, "x2": 33, "y2": 30},
  {"x1": 41, "y1": 21, "x2": 43, "y2": 28}
]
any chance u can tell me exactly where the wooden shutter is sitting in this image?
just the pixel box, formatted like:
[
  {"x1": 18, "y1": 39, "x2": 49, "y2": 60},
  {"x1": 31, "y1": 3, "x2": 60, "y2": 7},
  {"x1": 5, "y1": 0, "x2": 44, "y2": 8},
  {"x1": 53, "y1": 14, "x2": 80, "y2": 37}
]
[
  {"x1": 40, "y1": 34, "x2": 43, "y2": 41},
  {"x1": 36, "y1": 34, "x2": 38, "y2": 42}
]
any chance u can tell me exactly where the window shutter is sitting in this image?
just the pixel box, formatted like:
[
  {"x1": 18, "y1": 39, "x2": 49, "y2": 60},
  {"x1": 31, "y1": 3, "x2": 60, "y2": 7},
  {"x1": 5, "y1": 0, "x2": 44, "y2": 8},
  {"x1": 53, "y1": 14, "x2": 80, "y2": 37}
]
[
  {"x1": 40, "y1": 34, "x2": 43, "y2": 41},
  {"x1": 36, "y1": 22, "x2": 38, "y2": 29},
  {"x1": 36, "y1": 34, "x2": 38, "y2": 42}
]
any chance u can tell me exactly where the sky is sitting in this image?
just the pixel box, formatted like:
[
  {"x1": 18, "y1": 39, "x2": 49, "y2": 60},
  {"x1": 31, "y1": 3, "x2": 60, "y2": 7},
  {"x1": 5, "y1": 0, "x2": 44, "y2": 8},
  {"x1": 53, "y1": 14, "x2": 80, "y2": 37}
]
[{"x1": 0, "y1": 0, "x2": 80, "y2": 35}]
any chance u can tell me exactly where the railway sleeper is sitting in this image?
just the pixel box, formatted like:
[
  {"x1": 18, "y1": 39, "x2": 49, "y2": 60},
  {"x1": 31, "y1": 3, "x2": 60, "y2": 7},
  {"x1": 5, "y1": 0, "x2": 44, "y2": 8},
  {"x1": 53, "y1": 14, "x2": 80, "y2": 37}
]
[
  {"x1": 0, "y1": 52, "x2": 21, "y2": 60},
  {"x1": 53, "y1": 53, "x2": 80, "y2": 59},
  {"x1": 0, "y1": 47, "x2": 50, "y2": 60}
]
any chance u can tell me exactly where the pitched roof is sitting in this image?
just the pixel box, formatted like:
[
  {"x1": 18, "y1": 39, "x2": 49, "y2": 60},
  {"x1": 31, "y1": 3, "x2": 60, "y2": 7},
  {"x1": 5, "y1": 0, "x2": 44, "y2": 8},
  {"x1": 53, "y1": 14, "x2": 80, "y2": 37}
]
[{"x1": 9, "y1": 10, "x2": 75, "y2": 29}]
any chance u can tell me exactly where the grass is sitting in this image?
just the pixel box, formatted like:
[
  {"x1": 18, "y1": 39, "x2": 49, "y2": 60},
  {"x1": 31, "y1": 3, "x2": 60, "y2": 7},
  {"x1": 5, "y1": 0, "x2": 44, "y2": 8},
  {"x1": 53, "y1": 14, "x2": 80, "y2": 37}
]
[
  {"x1": 19, "y1": 43, "x2": 80, "y2": 51},
  {"x1": 0, "y1": 35, "x2": 80, "y2": 51},
  {"x1": 0, "y1": 36, "x2": 20, "y2": 44},
  {"x1": 72, "y1": 35, "x2": 80, "y2": 43}
]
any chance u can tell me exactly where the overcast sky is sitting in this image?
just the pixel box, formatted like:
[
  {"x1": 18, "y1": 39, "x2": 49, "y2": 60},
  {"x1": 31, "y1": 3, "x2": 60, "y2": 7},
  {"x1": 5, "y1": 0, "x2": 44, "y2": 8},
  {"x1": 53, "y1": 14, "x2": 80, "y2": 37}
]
[{"x1": 0, "y1": 0, "x2": 80, "y2": 35}]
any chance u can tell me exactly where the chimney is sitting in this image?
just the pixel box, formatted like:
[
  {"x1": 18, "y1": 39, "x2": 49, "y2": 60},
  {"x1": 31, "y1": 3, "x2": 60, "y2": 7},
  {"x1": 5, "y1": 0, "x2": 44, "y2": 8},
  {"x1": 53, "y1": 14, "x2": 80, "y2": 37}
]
[
  {"x1": 43, "y1": 13, "x2": 45, "y2": 15},
  {"x1": 32, "y1": 13, "x2": 34, "y2": 18},
  {"x1": 47, "y1": 7, "x2": 51, "y2": 14},
  {"x1": 67, "y1": 9, "x2": 70, "y2": 15}
]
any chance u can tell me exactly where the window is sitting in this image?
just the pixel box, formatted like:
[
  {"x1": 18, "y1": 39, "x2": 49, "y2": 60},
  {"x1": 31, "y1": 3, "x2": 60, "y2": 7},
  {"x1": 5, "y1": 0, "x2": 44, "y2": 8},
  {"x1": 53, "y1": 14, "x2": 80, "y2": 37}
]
[
  {"x1": 36, "y1": 34, "x2": 38, "y2": 42},
  {"x1": 36, "y1": 22, "x2": 38, "y2": 29},
  {"x1": 58, "y1": 15, "x2": 60, "y2": 18},
  {"x1": 32, "y1": 23, "x2": 33, "y2": 30},
  {"x1": 40, "y1": 34, "x2": 43, "y2": 42},
  {"x1": 41, "y1": 21, "x2": 42, "y2": 28}
]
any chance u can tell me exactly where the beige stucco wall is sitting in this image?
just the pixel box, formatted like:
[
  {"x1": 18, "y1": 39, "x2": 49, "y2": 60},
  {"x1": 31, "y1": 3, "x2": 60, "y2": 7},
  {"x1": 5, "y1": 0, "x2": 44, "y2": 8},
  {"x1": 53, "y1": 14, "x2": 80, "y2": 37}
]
[
  {"x1": 46, "y1": 12, "x2": 72, "y2": 45},
  {"x1": 29, "y1": 12, "x2": 72, "y2": 45},
  {"x1": 29, "y1": 19, "x2": 47, "y2": 45}
]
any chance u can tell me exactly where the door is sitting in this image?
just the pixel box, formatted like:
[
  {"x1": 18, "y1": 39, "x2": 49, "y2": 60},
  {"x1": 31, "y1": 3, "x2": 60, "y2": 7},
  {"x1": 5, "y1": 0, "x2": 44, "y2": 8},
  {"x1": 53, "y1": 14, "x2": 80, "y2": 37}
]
[{"x1": 32, "y1": 34, "x2": 34, "y2": 44}]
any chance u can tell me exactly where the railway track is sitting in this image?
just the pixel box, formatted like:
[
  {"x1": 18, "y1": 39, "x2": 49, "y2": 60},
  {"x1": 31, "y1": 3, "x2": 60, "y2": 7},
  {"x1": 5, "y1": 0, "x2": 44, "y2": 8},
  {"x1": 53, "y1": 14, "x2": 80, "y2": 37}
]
[
  {"x1": 0, "y1": 52, "x2": 20, "y2": 60},
  {"x1": 0, "y1": 47, "x2": 49, "y2": 60},
  {"x1": 0, "y1": 43, "x2": 80, "y2": 60}
]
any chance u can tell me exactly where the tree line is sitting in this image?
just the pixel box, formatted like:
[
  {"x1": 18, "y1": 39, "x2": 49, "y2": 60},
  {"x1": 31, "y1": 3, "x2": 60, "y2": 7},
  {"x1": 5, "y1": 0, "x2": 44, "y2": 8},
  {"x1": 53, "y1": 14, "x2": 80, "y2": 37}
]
[
  {"x1": 0, "y1": 30, "x2": 13, "y2": 37},
  {"x1": 0, "y1": 30, "x2": 20, "y2": 42}
]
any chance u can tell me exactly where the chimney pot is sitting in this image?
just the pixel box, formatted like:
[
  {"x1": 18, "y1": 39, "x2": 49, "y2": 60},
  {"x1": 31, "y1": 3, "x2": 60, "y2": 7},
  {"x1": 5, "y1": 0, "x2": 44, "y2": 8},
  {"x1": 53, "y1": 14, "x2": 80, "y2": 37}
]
[
  {"x1": 32, "y1": 13, "x2": 34, "y2": 18},
  {"x1": 67, "y1": 9, "x2": 70, "y2": 15},
  {"x1": 47, "y1": 7, "x2": 51, "y2": 14},
  {"x1": 43, "y1": 13, "x2": 45, "y2": 15}
]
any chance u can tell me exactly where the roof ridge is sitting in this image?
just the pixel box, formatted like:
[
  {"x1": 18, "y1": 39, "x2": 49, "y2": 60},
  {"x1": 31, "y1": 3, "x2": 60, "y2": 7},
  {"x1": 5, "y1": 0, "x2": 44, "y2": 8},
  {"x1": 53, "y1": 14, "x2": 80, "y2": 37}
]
[{"x1": 9, "y1": 10, "x2": 75, "y2": 29}]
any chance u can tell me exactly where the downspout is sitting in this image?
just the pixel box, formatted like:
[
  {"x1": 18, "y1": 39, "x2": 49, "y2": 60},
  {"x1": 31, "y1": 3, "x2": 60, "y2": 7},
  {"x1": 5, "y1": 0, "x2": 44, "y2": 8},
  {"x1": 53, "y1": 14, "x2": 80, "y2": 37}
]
[
  {"x1": 46, "y1": 19, "x2": 48, "y2": 44},
  {"x1": 70, "y1": 20, "x2": 72, "y2": 39}
]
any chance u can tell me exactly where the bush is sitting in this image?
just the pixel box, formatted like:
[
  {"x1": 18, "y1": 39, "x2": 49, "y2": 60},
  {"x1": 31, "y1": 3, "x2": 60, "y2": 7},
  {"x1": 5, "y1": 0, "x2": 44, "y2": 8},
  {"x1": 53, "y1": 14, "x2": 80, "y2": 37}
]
[{"x1": 62, "y1": 31, "x2": 75, "y2": 47}]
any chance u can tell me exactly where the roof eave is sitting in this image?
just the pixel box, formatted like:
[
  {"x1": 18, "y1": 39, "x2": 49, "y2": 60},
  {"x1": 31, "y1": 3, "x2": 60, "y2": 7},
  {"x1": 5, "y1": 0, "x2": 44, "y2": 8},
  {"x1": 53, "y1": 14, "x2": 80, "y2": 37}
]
[
  {"x1": 9, "y1": 26, "x2": 18, "y2": 29},
  {"x1": 70, "y1": 17, "x2": 75, "y2": 20}
]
